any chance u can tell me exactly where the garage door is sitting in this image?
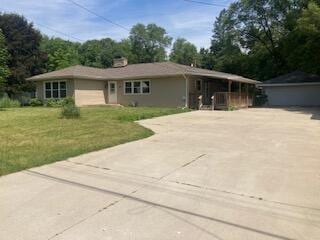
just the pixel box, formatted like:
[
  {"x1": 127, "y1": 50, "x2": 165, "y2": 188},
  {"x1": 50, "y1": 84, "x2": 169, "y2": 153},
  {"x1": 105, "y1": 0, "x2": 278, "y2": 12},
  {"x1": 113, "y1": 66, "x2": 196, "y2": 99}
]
[
  {"x1": 264, "y1": 85, "x2": 320, "y2": 106},
  {"x1": 74, "y1": 79, "x2": 106, "y2": 106}
]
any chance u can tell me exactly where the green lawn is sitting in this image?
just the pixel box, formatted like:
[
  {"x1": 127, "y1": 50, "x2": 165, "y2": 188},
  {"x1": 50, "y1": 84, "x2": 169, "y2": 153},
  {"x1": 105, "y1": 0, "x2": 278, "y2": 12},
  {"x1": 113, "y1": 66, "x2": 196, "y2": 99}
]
[{"x1": 0, "y1": 106, "x2": 189, "y2": 176}]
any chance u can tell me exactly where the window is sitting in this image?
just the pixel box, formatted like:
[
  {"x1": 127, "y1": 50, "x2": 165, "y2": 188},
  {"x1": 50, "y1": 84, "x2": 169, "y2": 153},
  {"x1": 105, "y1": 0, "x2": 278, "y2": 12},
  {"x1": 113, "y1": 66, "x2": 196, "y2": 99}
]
[
  {"x1": 134, "y1": 82, "x2": 141, "y2": 94},
  {"x1": 45, "y1": 82, "x2": 52, "y2": 98},
  {"x1": 44, "y1": 81, "x2": 67, "y2": 99},
  {"x1": 142, "y1": 81, "x2": 150, "y2": 94},
  {"x1": 124, "y1": 80, "x2": 150, "y2": 95},
  {"x1": 110, "y1": 83, "x2": 116, "y2": 94},
  {"x1": 125, "y1": 82, "x2": 132, "y2": 94}
]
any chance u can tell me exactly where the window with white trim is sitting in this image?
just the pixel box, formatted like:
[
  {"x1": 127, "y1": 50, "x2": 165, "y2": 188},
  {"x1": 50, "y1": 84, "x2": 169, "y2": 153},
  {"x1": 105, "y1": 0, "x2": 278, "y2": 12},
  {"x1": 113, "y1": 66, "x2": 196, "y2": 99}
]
[
  {"x1": 124, "y1": 80, "x2": 150, "y2": 94},
  {"x1": 45, "y1": 81, "x2": 67, "y2": 99}
]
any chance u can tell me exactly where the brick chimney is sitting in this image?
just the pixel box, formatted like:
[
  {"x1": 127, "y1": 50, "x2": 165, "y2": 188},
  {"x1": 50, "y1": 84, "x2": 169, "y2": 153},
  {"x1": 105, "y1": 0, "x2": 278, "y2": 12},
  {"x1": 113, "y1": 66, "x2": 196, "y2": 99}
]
[{"x1": 113, "y1": 57, "x2": 128, "y2": 68}]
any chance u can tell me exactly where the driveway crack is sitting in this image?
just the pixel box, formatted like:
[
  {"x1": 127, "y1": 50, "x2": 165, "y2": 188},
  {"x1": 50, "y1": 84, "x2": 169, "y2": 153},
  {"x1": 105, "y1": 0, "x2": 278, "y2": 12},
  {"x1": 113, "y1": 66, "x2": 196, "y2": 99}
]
[{"x1": 159, "y1": 154, "x2": 206, "y2": 180}]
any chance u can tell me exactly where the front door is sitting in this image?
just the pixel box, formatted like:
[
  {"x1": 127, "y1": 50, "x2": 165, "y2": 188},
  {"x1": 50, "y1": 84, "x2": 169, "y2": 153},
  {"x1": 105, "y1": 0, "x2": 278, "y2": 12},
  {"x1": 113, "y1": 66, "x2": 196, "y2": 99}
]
[{"x1": 108, "y1": 81, "x2": 117, "y2": 104}]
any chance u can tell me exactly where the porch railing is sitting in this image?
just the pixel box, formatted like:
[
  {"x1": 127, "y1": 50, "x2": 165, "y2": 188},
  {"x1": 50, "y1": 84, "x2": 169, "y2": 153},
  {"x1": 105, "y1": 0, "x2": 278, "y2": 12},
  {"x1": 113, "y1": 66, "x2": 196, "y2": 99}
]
[{"x1": 214, "y1": 92, "x2": 252, "y2": 109}]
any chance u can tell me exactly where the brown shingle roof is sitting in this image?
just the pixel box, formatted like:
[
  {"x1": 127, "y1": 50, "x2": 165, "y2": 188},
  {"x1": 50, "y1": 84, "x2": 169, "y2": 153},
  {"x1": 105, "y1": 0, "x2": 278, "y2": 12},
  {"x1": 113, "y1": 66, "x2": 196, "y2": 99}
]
[{"x1": 27, "y1": 62, "x2": 259, "y2": 84}]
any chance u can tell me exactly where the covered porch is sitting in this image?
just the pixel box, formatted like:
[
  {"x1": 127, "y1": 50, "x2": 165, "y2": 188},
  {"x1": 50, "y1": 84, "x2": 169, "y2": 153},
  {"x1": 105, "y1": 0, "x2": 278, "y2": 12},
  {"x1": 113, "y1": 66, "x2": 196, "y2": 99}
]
[{"x1": 189, "y1": 77, "x2": 255, "y2": 110}]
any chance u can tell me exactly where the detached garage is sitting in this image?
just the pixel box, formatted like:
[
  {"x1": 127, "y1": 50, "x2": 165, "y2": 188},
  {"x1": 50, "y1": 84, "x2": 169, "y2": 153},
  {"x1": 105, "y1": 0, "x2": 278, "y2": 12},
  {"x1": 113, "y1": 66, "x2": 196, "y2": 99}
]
[{"x1": 259, "y1": 71, "x2": 320, "y2": 107}]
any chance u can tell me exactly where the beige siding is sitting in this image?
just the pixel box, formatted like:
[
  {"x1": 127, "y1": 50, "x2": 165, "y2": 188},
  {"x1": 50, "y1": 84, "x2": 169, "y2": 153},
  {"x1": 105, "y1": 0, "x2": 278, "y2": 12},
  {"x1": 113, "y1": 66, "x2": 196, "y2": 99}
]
[
  {"x1": 74, "y1": 79, "x2": 106, "y2": 106},
  {"x1": 115, "y1": 77, "x2": 186, "y2": 107},
  {"x1": 35, "y1": 80, "x2": 74, "y2": 101}
]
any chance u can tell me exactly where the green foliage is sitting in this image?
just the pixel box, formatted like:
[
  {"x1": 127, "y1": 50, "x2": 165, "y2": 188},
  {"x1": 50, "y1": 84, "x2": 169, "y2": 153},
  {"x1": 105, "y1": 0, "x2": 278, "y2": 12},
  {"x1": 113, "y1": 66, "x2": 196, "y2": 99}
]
[
  {"x1": 79, "y1": 38, "x2": 118, "y2": 68},
  {"x1": 281, "y1": 1, "x2": 320, "y2": 75},
  {"x1": 199, "y1": 48, "x2": 214, "y2": 70},
  {"x1": 170, "y1": 38, "x2": 199, "y2": 66},
  {"x1": 117, "y1": 107, "x2": 189, "y2": 122},
  {"x1": 62, "y1": 96, "x2": 75, "y2": 105},
  {"x1": 0, "y1": 29, "x2": 10, "y2": 96},
  {"x1": 29, "y1": 98, "x2": 43, "y2": 107},
  {"x1": 0, "y1": 95, "x2": 20, "y2": 108},
  {"x1": 40, "y1": 23, "x2": 173, "y2": 69},
  {"x1": 41, "y1": 36, "x2": 80, "y2": 71},
  {"x1": 203, "y1": 0, "x2": 320, "y2": 81},
  {"x1": 228, "y1": 105, "x2": 237, "y2": 111},
  {"x1": 61, "y1": 103, "x2": 80, "y2": 119},
  {"x1": 129, "y1": 23, "x2": 172, "y2": 63},
  {"x1": 45, "y1": 97, "x2": 76, "y2": 109},
  {"x1": 0, "y1": 13, "x2": 46, "y2": 96},
  {"x1": 45, "y1": 99, "x2": 65, "y2": 108},
  {"x1": 0, "y1": 107, "x2": 186, "y2": 175},
  {"x1": 297, "y1": 1, "x2": 320, "y2": 34}
]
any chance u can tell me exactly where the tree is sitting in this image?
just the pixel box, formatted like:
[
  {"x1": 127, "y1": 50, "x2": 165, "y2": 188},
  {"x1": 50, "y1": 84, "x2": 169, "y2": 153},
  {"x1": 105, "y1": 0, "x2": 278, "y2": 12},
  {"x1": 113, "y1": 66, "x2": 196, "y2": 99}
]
[
  {"x1": 0, "y1": 13, "x2": 46, "y2": 95},
  {"x1": 41, "y1": 36, "x2": 80, "y2": 71},
  {"x1": 170, "y1": 38, "x2": 198, "y2": 66},
  {"x1": 129, "y1": 23, "x2": 172, "y2": 63},
  {"x1": 207, "y1": 0, "x2": 320, "y2": 80},
  {"x1": 209, "y1": 6, "x2": 249, "y2": 77},
  {"x1": 116, "y1": 39, "x2": 136, "y2": 64},
  {"x1": 79, "y1": 38, "x2": 120, "y2": 68},
  {"x1": 199, "y1": 48, "x2": 214, "y2": 70},
  {"x1": 0, "y1": 29, "x2": 10, "y2": 96},
  {"x1": 281, "y1": 1, "x2": 320, "y2": 74}
]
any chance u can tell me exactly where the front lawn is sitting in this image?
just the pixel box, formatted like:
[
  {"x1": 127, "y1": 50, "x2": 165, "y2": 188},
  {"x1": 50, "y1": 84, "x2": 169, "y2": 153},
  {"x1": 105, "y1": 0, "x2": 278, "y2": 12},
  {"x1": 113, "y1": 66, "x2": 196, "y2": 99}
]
[{"x1": 0, "y1": 106, "x2": 188, "y2": 176}]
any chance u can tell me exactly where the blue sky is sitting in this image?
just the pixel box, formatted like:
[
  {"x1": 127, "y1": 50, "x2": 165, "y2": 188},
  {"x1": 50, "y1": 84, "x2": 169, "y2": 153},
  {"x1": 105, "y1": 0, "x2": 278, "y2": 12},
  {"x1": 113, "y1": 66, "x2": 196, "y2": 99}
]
[{"x1": 0, "y1": 0, "x2": 234, "y2": 49}]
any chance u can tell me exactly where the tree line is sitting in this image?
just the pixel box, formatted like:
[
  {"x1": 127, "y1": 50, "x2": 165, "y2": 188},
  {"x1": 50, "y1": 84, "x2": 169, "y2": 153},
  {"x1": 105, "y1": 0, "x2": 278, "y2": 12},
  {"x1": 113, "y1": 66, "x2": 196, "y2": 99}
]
[
  {"x1": 200, "y1": 0, "x2": 320, "y2": 81},
  {"x1": 1, "y1": 0, "x2": 320, "y2": 96}
]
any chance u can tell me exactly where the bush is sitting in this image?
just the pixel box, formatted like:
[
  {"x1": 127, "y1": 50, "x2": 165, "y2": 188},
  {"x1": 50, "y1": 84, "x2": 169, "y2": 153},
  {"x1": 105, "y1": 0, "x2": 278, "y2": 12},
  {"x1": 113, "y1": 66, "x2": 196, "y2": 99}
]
[
  {"x1": 29, "y1": 98, "x2": 43, "y2": 107},
  {"x1": 45, "y1": 99, "x2": 65, "y2": 108},
  {"x1": 228, "y1": 105, "x2": 237, "y2": 111},
  {"x1": 61, "y1": 103, "x2": 80, "y2": 119},
  {"x1": 0, "y1": 96, "x2": 21, "y2": 108},
  {"x1": 62, "y1": 96, "x2": 75, "y2": 106}
]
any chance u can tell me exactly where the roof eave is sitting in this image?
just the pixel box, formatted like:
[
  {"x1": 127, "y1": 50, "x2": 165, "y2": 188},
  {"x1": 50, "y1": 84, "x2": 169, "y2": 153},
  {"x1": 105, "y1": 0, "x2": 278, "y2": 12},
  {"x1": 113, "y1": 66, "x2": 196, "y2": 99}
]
[
  {"x1": 26, "y1": 75, "x2": 108, "y2": 81},
  {"x1": 189, "y1": 73, "x2": 260, "y2": 84},
  {"x1": 258, "y1": 82, "x2": 320, "y2": 87}
]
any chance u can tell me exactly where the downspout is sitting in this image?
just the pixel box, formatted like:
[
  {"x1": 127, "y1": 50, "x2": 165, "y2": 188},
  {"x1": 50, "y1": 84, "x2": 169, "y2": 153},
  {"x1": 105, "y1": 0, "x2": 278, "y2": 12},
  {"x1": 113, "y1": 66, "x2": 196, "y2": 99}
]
[{"x1": 182, "y1": 73, "x2": 189, "y2": 108}]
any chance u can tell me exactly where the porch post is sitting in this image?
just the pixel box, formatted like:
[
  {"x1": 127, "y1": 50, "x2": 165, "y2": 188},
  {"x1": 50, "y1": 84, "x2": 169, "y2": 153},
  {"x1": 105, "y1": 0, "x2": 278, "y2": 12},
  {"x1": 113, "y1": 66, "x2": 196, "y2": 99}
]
[
  {"x1": 228, "y1": 80, "x2": 232, "y2": 108},
  {"x1": 239, "y1": 82, "x2": 242, "y2": 107},
  {"x1": 246, "y1": 84, "x2": 249, "y2": 107}
]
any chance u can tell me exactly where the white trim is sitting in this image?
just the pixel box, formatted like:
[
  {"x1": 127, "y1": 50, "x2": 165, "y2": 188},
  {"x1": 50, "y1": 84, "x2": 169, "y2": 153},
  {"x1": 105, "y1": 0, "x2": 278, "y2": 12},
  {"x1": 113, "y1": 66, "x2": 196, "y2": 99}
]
[
  {"x1": 123, "y1": 80, "x2": 151, "y2": 95},
  {"x1": 259, "y1": 82, "x2": 320, "y2": 87},
  {"x1": 43, "y1": 80, "x2": 67, "y2": 99}
]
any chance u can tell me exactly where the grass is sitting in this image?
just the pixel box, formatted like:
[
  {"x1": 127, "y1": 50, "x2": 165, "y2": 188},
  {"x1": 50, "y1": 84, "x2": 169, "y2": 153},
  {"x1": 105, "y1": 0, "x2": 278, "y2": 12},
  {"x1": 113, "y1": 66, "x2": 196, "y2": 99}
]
[{"x1": 0, "y1": 106, "x2": 189, "y2": 176}]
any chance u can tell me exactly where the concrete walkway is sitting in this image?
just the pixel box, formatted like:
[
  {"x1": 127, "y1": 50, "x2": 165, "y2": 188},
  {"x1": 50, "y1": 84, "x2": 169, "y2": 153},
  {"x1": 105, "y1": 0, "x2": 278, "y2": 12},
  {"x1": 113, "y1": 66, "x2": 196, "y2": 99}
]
[{"x1": 1, "y1": 108, "x2": 320, "y2": 240}]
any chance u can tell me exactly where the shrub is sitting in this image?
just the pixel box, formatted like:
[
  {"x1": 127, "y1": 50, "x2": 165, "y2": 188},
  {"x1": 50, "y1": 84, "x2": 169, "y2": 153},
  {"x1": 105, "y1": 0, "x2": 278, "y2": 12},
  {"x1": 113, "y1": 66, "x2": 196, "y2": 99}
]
[
  {"x1": 228, "y1": 105, "x2": 237, "y2": 111},
  {"x1": 0, "y1": 96, "x2": 21, "y2": 108},
  {"x1": 45, "y1": 99, "x2": 64, "y2": 108},
  {"x1": 29, "y1": 98, "x2": 43, "y2": 107},
  {"x1": 61, "y1": 103, "x2": 80, "y2": 119},
  {"x1": 62, "y1": 96, "x2": 75, "y2": 106}
]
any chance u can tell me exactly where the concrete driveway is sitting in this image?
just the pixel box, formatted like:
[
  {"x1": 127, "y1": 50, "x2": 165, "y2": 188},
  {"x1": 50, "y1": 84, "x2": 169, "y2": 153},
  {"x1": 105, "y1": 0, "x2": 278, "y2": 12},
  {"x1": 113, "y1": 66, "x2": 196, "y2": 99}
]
[{"x1": 1, "y1": 108, "x2": 320, "y2": 240}]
